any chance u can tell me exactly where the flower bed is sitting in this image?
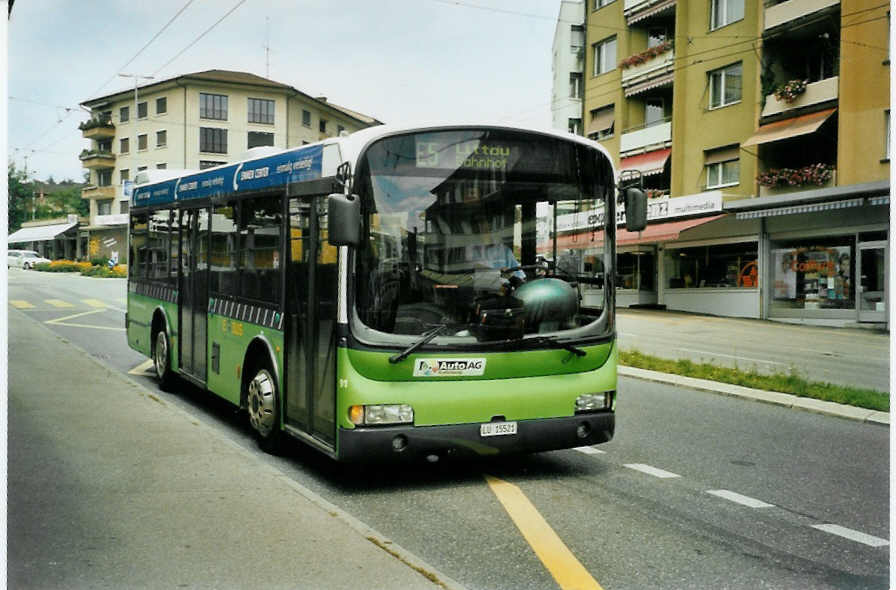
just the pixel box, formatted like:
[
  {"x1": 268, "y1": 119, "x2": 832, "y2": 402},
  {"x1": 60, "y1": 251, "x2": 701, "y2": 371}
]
[
  {"x1": 619, "y1": 40, "x2": 673, "y2": 70},
  {"x1": 33, "y1": 259, "x2": 126, "y2": 278},
  {"x1": 757, "y1": 163, "x2": 834, "y2": 188}
]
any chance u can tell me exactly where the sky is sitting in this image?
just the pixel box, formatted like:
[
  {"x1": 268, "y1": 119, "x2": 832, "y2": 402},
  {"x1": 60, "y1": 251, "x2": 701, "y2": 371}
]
[{"x1": 7, "y1": 0, "x2": 566, "y2": 182}]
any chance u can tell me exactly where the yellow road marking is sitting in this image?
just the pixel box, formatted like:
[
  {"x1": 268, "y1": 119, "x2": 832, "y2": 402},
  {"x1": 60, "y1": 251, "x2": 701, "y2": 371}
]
[
  {"x1": 128, "y1": 360, "x2": 155, "y2": 376},
  {"x1": 485, "y1": 475, "x2": 604, "y2": 590},
  {"x1": 83, "y1": 299, "x2": 108, "y2": 308},
  {"x1": 45, "y1": 299, "x2": 75, "y2": 308},
  {"x1": 10, "y1": 300, "x2": 35, "y2": 309}
]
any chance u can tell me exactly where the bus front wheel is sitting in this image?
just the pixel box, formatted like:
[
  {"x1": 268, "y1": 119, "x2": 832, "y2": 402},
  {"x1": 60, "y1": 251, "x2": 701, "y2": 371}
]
[
  {"x1": 247, "y1": 367, "x2": 282, "y2": 453},
  {"x1": 153, "y1": 329, "x2": 175, "y2": 391}
]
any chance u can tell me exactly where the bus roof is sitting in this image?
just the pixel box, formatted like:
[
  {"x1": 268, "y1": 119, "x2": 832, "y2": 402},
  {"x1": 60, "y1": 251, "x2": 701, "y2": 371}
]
[{"x1": 131, "y1": 122, "x2": 616, "y2": 209}]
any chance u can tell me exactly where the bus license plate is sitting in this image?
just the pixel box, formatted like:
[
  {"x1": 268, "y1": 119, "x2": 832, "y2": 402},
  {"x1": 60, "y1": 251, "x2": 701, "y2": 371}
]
[{"x1": 480, "y1": 422, "x2": 517, "y2": 437}]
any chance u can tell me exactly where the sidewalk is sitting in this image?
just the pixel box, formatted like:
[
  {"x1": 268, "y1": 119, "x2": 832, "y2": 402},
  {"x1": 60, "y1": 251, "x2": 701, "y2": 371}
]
[{"x1": 7, "y1": 310, "x2": 463, "y2": 590}]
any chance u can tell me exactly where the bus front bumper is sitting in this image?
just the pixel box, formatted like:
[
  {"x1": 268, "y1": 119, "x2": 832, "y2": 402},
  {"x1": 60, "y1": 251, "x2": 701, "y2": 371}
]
[{"x1": 337, "y1": 412, "x2": 614, "y2": 462}]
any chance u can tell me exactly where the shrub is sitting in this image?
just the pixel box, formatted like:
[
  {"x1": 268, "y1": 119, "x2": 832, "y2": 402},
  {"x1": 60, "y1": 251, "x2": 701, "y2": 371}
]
[
  {"x1": 89, "y1": 255, "x2": 110, "y2": 267},
  {"x1": 33, "y1": 260, "x2": 93, "y2": 273},
  {"x1": 80, "y1": 265, "x2": 127, "y2": 278}
]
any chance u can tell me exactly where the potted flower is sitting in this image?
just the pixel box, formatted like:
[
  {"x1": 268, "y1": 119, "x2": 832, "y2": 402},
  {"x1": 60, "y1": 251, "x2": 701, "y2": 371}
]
[
  {"x1": 773, "y1": 79, "x2": 808, "y2": 103},
  {"x1": 619, "y1": 40, "x2": 674, "y2": 70},
  {"x1": 757, "y1": 163, "x2": 833, "y2": 188}
]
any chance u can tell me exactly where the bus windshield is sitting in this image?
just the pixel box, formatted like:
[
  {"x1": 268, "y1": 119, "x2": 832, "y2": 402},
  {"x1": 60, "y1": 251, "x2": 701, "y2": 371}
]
[{"x1": 354, "y1": 128, "x2": 613, "y2": 345}]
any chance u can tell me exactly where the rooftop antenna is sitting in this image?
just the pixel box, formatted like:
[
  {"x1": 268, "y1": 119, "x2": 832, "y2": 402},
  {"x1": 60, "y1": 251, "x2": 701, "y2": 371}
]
[{"x1": 264, "y1": 17, "x2": 270, "y2": 78}]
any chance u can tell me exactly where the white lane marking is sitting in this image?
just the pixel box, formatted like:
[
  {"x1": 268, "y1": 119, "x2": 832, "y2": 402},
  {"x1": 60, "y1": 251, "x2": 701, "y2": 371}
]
[
  {"x1": 811, "y1": 524, "x2": 889, "y2": 547},
  {"x1": 624, "y1": 464, "x2": 681, "y2": 479},
  {"x1": 706, "y1": 489, "x2": 775, "y2": 508},
  {"x1": 128, "y1": 360, "x2": 155, "y2": 376},
  {"x1": 573, "y1": 446, "x2": 606, "y2": 455}
]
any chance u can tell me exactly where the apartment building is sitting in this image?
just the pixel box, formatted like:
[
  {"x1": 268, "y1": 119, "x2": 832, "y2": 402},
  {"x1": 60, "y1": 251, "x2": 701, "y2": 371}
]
[
  {"x1": 78, "y1": 69, "x2": 382, "y2": 264},
  {"x1": 577, "y1": 0, "x2": 889, "y2": 326},
  {"x1": 552, "y1": 0, "x2": 587, "y2": 134}
]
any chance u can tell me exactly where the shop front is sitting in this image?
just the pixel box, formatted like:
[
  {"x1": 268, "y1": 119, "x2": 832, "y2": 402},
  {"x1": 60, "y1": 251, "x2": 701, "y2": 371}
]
[{"x1": 728, "y1": 181, "x2": 889, "y2": 326}]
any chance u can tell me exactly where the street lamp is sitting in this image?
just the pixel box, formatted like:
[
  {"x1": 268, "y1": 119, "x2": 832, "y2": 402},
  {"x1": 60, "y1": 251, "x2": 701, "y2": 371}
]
[{"x1": 118, "y1": 73, "x2": 154, "y2": 122}]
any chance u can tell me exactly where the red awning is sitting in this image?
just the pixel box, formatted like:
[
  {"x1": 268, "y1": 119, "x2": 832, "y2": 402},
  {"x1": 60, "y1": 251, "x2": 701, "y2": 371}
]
[
  {"x1": 544, "y1": 214, "x2": 727, "y2": 251},
  {"x1": 741, "y1": 108, "x2": 836, "y2": 147},
  {"x1": 619, "y1": 148, "x2": 671, "y2": 177}
]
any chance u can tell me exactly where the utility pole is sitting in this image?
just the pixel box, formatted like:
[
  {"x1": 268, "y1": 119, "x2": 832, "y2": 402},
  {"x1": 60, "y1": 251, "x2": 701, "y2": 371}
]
[
  {"x1": 118, "y1": 73, "x2": 154, "y2": 123},
  {"x1": 264, "y1": 17, "x2": 271, "y2": 78}
]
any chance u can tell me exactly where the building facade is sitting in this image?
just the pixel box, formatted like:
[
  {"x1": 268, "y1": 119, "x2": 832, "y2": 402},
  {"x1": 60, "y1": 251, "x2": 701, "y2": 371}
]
[
  {"x1": 551, "y1": 0, "x2": 587, "y2": 134},
  {"x1": 79, "y1": 69, "x2": 382, "y2": 264},
  {"x1": 578, "y1": 0, "x2": 889, "y2": 326}
]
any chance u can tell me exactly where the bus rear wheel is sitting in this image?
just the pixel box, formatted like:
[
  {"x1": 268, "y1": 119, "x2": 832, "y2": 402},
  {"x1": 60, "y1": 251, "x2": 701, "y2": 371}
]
[
  {"x1": 153, "y1": 329, "x2": 175, "y2": 391},
  {"x1": 247, "y1": 367, "x2": 282, "y2": 453}
]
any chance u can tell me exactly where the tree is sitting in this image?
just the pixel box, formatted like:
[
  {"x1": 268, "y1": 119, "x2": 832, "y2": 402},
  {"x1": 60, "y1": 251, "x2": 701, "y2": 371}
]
[{"x1": 8, "y1": 162, "x2": 31, "y2": 232}]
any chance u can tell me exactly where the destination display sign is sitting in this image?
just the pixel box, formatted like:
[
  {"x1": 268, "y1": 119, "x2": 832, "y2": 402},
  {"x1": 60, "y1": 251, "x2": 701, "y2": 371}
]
[{"x1": 132, "y1": 144, "x2": 323, "y2": 208}]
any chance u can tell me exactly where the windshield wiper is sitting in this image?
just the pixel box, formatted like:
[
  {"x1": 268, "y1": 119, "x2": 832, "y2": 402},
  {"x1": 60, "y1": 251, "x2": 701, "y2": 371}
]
[
  {"x1": 389, "y1": 324, "x2": 449, "y2": 364},
  {"x1": 515, "y1": 335, "x2": 587, "y2": 357}
]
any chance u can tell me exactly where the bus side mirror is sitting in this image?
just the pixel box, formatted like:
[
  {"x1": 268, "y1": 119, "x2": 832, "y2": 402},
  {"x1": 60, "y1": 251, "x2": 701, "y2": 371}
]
[
  {"x1": 328, "y1": 193, "x2": 361, "y2": 247},
  {"x1": 624, "y1": 188, "x2": 647, "y2": 232}
]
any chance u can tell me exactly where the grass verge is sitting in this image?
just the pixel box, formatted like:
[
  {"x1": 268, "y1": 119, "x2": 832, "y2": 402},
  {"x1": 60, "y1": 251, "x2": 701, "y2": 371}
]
[{"x1": 619, "y1": 349, "x2": 889, "y2": 412}]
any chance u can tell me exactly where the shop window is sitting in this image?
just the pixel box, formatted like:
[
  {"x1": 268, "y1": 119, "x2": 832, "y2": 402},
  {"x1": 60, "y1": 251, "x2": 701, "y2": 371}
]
[
  {"x1": 770, "y1": 237, "x2": 855, "y2": 311},
  {"x1": 665, "y1": 242, "x2": 757, "y2": 289},
  {"x1": 618, "y1": 251, "x2": 655, "y2": 290}
]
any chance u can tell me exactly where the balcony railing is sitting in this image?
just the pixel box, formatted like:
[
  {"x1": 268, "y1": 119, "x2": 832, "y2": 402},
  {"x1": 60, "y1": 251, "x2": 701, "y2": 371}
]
[
  {"x1": 620, "y1": 120, "x2": 672, "y2": 155},
  {"x1": 758, "y1": 168, "x2": 836, "y2": 197},
  {"x1": 764, "y1": 0, "x2": 840, "y2": 32},
  {"x1": 621, "y1": 46, "x2": 674, "y2": 93},
  {"x1": 81, "y1": 185, "x2": 117, "y2": 200},
  {"x1": 79, "y1": 150, "x2": 116, "y2": 169},
  {"x1": 761, "y1": 76, "x2": 838, "y2": 118}
]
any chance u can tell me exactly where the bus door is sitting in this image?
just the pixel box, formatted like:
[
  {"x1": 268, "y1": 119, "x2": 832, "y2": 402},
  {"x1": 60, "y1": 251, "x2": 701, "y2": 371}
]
[
  {"x1": 178, "y1": 207, "x2": 209, "y2": 381},
  {"x1": 285, "y1": 196, "x2": 337, "y2": 446}
]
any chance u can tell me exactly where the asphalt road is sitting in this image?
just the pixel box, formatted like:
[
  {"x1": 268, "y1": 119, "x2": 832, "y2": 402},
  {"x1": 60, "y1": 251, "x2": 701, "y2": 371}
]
[{"x1": 7, "y1": 268, "x2": 891, "y2": 589}]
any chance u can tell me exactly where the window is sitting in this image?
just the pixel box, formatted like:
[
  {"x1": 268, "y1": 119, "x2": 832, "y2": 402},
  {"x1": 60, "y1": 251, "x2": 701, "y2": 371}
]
[
  {"x1": 594, "y1": 0, "x2": 615, "y2": 8},
  {"x1": 120, "y1": 169, "x2": 129, "y2": 183},
  {"x1": 210, "y1": 202, "x2": 239, "y2": 295},
  {"x1": 238, "y1": 196, "x2": 282, "y2": 303},
  {"x1": 97, "y1": 199, "x2": 113, "y2": 216},
  {"x1": 711, "y1": 0, "x2": 744, "y2": 30},
  {"x1": 569, "y1": 73, "x2": 583, "y2": 99},
  {"x1": 156, "y1": 130, "x2": 167, "y2": 148},
  {"x1": 156, "y1": 163, "x2": 167, "y2": 169},
  {"x1": 200, "y1": 127, "x2": 228, "y2": 154},
  {"x1": 666, "y1": 242, "x2": 757, "y2": 289},
  {"x1": 593, "y1": 36, "x2": 617, "y2": 76},
  {"x1": 648, "y1": 27, "x2": 667, "y2": 48},
  {"x1": 709, "y1": 62, "x2": 742, "y2": 109},
  {"x1": 144, "y1": 209, "x2": 172, "y2": 283},
  {"x1": 886, "y1": 110, "x2": 891, "y2": 160},
  {"x1": 248, "y1": 131, "x2": 275, "y2": 149},
  {"x1": 337, "y1": 125, "x2": 345, "y2": 135},
  {"x1": 138, "y1": 134, "x2": 148, "y2": 151},
  {"x1": 645, "y1": 98, "x2": 664, "y2": 126},
  {"x1": 319, "y1": 119, "x2": 327, "y2": 133},
  {"x1": 97, "y1": 170, "x2": 112, "y2": 187},
  {"x1": 200, "y1": 93, "x2": 228, "y2": 120},
  {"x1": 156, "y1": 97, "x2": 167, "y2": 115},
  {"x1": 200, "y1": 160, "x2": 227, "y2": 170},
  {"x1": 570, "y1": 25, "x2": 584, "y2": 54},
  {"x1": 302, "y1": 109, "x2": 312, "y2": 127},
  {"x1": 120, "y1": 138, "x2": 129, "y2": 154},
  {"x1": 705, "y1": 146, "x2": 740, "y2": 188},
  {"x1": 248, "y1": 98, "x2": 275, "y2": 124},
  {"x1": 137, "y1": 166, "x2": 147, "y2": 172},
  {"x1": 587, "y1": 105, "x2": 615, "y2": 139},
  {"x1": 137, "y1": 101, "x2": 148, "y2": 119},
  {"x1": 770, "y1": 237, "x2": 854, "y2": 310},
  {"x1": 120, "y1": 201, "x2": 129, "y2": 214},
  {"x1": 119, "y1": 106, "x2": 129, "y2": 123}
]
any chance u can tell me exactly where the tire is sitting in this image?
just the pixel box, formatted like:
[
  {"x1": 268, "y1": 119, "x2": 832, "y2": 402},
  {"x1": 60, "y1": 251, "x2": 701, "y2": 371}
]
[
  {"x1": 23, "y1": 262, "x2": 30, "y2": 270},
  {"x1": 153, "y1": 329, "x2": 175, "y2": 391},
  {"x1": 246, "y1": 366, "x2": 282, "y2": 454}
]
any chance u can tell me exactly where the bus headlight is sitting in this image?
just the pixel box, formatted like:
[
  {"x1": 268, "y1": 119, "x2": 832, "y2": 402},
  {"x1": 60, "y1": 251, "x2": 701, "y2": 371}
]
[
  {"x1": 349, "y1": 404, "x2": 414, "y2": 426},
  {"x1": 575, "y1": 392, "x2": 613, "y2": 413}
]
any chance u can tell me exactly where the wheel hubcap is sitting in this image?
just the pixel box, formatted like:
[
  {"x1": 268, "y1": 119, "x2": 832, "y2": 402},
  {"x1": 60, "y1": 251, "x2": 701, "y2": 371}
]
[
  {"x1": 154, "y1": 332, "x2": 168, "y2": 378},
  {"x1": 247, "y1": 370, "x2": 276, "y2": 437}
]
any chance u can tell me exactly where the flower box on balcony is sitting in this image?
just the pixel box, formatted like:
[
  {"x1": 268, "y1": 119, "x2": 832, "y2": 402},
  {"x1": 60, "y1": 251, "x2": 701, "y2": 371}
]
[
  {"x1": 620, "y1": 40, "x2": 673, "y2": 70},
  {"x1": 757, "y1": 164, "x2": 836, "y2": 196}
]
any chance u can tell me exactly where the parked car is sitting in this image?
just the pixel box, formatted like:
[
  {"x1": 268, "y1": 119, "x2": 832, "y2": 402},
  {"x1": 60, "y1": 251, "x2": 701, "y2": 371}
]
[{"x1": 8, "y1": 250, "x2": 51, "y2": 269}]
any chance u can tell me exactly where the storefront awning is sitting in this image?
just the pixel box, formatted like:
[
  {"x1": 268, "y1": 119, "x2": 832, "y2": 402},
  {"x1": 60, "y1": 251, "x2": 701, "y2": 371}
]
[
  {"x1": 619, "y1": 148, "x2": 671, "y2": 177},
  {"x1": 549, "y1": 214, "x2": 727, "y2": 250},
  {"x1": 741, "y1": 108, "x2": 836, "y2": 147},
  {"x1": 7, "y1": 222, "x2": 77, "y2": 244},
  {"x1": 735, "y1": 198, "x2": 864, "y2": 220}
]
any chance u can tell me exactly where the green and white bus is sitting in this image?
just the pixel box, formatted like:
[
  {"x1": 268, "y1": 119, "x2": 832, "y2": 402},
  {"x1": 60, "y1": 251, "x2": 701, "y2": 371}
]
[{"x1": 126, "y1": 123, "x2": 646, "y2": 461}]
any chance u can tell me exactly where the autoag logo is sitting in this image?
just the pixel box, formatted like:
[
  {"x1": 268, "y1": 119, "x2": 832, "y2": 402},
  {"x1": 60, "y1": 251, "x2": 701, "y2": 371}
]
[{"x1": 413, "y1": 358, "x2": 487, "y2": 377}]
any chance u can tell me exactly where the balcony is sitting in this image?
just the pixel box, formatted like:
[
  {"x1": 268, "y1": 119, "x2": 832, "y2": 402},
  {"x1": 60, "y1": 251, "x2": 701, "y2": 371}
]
[
  {"x1": 764, "y1": 0, "x2": 839, "y2": 33},
  {"x1": 761, "y1": 76, "x2": 839, "y2": 118},
  {"x1": 79, "y1": 117, "x2": 115, "y2": 140},
  {"x1": 624, "y1": 0, "x2": 676, "y2": 25},
  {"x1": 81, "y1": 185, "x2": 117, "y2": 200},
  {"x1": 80, "y1": 150, "x2": 115, "y2": 170},
  {"x1": 621, "y1": 45, "x2": 674, "y2": 97},
  {"x1": 620, "y1": 120, "x2": 672, "y2": 156}
]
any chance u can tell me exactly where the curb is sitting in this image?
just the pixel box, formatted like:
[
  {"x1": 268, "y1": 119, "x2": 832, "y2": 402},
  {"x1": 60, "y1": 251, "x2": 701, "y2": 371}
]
[{"x1": 619, "y1": 365, "x2": 890, "y2": 426}]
